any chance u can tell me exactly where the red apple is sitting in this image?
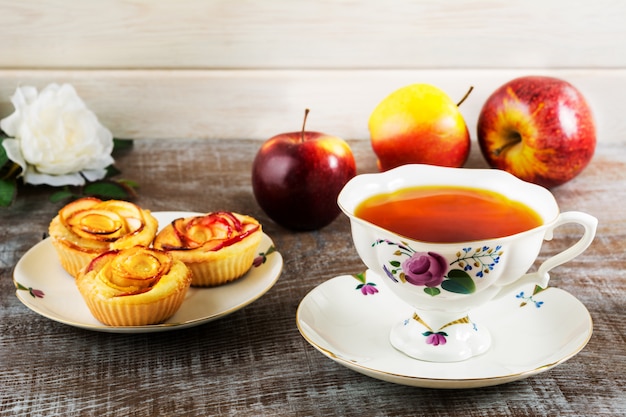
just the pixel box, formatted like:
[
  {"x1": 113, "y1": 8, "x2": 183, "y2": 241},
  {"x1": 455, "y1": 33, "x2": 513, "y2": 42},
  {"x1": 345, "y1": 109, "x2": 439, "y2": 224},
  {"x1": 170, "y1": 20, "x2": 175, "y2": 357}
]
[
  {"x1": 477, "y1": 76, "x2": 596, "y2": 188},
  {"x1": 252, "y1": 110, "x2": 356, "y2": 231},
  {"x1": 368, "y1": 84, "x2": 472, "y2": 171}
]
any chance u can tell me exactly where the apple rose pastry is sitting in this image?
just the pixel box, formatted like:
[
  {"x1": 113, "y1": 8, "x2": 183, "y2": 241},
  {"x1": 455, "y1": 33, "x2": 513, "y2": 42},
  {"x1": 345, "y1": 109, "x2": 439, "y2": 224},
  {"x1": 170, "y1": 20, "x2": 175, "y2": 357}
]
[
  {"x1": 153, "y1": 211, "x2": 262, "y2": 287},
  {"x1": 49, "y1": 197, "x2": 159, "y2": 278},
  {"x1": 76, "y1": 247, "x2": 192, "y2": 326}
]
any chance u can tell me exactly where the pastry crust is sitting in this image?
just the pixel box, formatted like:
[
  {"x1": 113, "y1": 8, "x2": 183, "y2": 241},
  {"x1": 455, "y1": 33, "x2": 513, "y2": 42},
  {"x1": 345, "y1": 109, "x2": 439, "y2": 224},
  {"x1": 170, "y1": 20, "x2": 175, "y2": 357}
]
[
  {"x1": 49, "y1": 198, "x2": 158, "y2": 278},
  {"x1": 153, "y1": 211, "x2": 262, "y2": 286},
  {"x1": 76, "y1": 247, "x2": 192, "y2": 326}
]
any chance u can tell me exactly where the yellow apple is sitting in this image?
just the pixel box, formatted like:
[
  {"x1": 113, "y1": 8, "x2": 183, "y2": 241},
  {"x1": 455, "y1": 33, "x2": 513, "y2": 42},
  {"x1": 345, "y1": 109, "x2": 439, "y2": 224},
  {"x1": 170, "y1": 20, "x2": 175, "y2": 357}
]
[{"x1": 368, "y1": 84, "x2": 471, "y2": 171}]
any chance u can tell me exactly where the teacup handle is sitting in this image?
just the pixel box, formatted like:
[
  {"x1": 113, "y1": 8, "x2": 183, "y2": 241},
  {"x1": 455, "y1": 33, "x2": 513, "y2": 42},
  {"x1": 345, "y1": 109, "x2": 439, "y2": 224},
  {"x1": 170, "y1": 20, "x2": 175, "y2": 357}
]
[{"x1": 499, "y1": 211, "x2": 598, "y2": 294}]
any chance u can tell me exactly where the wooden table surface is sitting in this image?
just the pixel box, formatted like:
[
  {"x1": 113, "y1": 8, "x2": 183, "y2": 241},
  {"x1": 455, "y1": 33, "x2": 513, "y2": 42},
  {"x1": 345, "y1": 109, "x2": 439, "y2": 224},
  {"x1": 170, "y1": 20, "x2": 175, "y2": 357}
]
[{"x1": 1, "y1": 139, "x2": 625, "y2": 417}]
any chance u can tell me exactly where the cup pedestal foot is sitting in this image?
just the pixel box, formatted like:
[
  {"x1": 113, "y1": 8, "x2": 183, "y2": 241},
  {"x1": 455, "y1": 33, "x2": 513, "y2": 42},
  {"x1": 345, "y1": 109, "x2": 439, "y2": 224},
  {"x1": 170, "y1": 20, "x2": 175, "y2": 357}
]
[{"x1": 389, "y1": 311, "x2": 491, "y2": 362}]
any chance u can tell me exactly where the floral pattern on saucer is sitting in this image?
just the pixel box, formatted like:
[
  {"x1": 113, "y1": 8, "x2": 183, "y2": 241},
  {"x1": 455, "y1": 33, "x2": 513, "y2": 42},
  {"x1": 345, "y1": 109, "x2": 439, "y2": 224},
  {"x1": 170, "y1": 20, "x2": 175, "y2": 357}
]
[
  {"x1": 352, "y1": 271, "x2": 379, "y2": 295},
  {"x1": 516, "y1": 285, "x2": 547, "y2": 308},
  {"x1": 297, "y1": 269, "x2": 593, "y2": 388}
]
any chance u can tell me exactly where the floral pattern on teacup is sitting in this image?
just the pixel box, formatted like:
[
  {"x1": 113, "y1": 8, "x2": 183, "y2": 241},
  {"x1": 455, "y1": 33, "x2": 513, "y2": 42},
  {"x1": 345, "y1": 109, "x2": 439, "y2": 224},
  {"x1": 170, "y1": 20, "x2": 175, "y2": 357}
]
[{"x1": 374, "y1": 239, "x2": 504, "y2": 297}]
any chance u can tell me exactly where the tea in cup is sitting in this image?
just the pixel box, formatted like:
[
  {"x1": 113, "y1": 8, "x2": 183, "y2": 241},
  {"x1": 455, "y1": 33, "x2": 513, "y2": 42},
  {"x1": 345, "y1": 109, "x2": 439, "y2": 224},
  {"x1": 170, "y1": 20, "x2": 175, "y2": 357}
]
[{"x1": 337, "y1": 164, "x2": 597, "y2": 362}]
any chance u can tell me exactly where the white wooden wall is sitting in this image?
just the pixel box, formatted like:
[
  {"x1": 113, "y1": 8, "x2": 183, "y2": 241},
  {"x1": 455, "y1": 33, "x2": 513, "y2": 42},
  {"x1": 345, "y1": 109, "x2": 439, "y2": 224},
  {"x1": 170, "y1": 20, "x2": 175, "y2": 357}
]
[{"x1": 1, "y1": 0, "x2": 624, "y2": 142}]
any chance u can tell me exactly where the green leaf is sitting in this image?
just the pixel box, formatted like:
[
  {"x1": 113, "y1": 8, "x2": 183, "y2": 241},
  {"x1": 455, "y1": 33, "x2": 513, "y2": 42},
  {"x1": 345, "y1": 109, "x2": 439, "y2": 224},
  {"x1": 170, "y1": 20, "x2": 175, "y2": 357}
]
[
  {"x1": 49, "y1": 188, "x2": 76, "y2": 203},
  {"x1": 0, "y1": 161, "x2": 21, "y2": 180},
  {"x1": 424, "y1": 287, "x2": 441, "y2": 297},
  {"x1": 389, "y1": 260, "x2": 401, "y2": 267},
  {"x1": 0, "y1": 178, "x2": 16, "y2": 207},
  {"x1": 447, "y1": 269, "x2": 472, "y2": 279},
  {"x1": 105, "y1": 165, "x2": 122, "y2": 178},
  {"x1": 118, "y1": 179, "x2": 138, "y2": 188},
  {"x1": 0, "y1": 138, "x2": 8, "y2": 167},
  {"x1": 113, "y1": 138, "x2": 134, "y2": 152},
  {"x1": 0, "y1": 138, "x2": 22, "y2": 180},
  {"x1": 83, "y1": 181, "x2": 131, "y2": 199},
  {"x1": 441, "y1": 269, "x2": 476, "y2": 294}
]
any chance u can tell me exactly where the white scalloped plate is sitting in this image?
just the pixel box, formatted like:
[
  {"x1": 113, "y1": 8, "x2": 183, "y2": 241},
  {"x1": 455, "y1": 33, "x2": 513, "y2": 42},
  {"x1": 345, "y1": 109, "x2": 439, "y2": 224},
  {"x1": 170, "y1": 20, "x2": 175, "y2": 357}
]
[
  {"x1": 14, "y1": 211, "x2": 283, "y2": 333},
  {"x1": 297, "y1": 270, "x2": 592, "y2": 389}
]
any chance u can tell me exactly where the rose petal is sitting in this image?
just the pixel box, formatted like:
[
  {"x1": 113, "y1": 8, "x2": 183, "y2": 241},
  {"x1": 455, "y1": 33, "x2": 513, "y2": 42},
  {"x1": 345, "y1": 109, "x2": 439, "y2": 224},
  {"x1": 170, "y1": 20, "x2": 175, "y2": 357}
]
[
  {"x1": 24, "y1": 168, "x2": 86, "y2": 186},
  {"x1": 428, "y1": 252, "x2": 448, "y2": 276},
  {"x1": 1, "y1": 86, "x2": 38, "y2": 136},
  {"x1": 0, "y1": 83, "x2": 114, "y2": 185},
  {"x1": 81, "y1": 167, "x2": 110, "y2": 182},
  {"x1": 0, "y1": 112, "x2": 21, "y2": 137},
  {"x1": 402, "y1": 251, "x2": 447, "y2": 287},
  {"x1": 1, "y1": 139, "x2": 27, "y2": 173}
]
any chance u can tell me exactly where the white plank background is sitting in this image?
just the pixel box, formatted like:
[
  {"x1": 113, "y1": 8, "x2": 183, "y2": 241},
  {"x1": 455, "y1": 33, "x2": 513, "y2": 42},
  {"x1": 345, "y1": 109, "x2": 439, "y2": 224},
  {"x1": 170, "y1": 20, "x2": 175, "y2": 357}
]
[{"x1": 0, "y1": 0, "x2": 624, "y2": 142}]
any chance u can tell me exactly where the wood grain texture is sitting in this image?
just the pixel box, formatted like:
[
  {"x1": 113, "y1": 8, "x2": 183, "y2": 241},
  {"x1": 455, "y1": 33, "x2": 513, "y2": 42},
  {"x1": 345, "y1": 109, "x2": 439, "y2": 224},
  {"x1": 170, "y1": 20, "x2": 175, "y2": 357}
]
[
  {"x1": 0, "y1": 0, "x2": 624, "y2": 141},
  {"x1": 1, "y1": 140, "x2": 625, "y2": 416},
  {"x1": 0, "y1": 69, "x2": 623, "y2": 142},
  {"x1": 1, "y1": 3, "x2": 624, "y2": 413},
  {"x1": 0, "y1": 0, "x2": 624, "y2": 69}
]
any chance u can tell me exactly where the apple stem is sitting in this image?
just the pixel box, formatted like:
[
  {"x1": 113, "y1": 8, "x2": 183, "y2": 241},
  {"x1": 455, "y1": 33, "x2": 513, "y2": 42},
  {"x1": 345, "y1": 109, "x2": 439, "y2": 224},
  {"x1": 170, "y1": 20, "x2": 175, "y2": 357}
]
[
  {"x1": 493, "y1": 132, "x2": 522, "y2": 156},
  {"x1": 301, "y1": 108, "x2": 310, "y2": 143},
  {"x1": 456, "y1": 86, "x2": 474, "y2": 107}
]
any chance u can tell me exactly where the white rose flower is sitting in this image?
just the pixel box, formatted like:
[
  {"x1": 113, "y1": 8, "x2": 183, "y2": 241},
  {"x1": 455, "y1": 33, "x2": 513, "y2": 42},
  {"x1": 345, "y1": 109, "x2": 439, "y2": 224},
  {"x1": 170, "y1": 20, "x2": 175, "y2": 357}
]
[{"x1": 0, "y1": 83, "x2": 114, "y2": 186}]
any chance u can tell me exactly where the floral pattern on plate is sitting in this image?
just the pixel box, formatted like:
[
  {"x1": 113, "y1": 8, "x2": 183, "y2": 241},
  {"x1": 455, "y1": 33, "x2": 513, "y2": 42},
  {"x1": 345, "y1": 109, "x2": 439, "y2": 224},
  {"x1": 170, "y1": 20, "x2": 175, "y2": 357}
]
[{"x1": 13, "y1": 211, "x2": 283, "y2": 333}]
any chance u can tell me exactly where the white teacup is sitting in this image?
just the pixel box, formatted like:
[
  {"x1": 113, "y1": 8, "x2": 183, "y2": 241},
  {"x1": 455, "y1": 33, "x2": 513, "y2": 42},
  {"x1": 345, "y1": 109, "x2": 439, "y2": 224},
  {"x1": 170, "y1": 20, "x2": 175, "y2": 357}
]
[{"x1": 337, "y1": 164, "x2": 597, "y2": 362}]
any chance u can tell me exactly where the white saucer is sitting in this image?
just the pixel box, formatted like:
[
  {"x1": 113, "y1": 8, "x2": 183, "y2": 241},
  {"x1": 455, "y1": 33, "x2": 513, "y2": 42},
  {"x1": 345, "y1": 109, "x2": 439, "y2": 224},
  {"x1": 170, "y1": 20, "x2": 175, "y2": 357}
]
[
  {"x1": 296, "y1": 270, "x2": 592, "y2": 389},
  {"x1": 14, "y1": 211, "x2": 283, "y2": 333}
]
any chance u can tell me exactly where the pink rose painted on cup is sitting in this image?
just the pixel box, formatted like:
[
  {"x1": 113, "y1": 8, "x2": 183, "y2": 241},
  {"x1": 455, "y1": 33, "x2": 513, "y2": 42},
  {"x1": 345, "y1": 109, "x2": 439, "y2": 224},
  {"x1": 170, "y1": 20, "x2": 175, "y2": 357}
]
[{"x1": 401, "y1": 252, "x2": 448, "y2": 287}]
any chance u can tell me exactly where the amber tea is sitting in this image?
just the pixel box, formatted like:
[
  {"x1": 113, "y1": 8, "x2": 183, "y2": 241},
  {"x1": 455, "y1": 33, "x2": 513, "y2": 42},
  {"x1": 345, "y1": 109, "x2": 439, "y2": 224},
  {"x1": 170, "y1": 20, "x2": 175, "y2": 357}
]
[{"x1": 354, "y1": 185, "x2": 543, "y2": 243}]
